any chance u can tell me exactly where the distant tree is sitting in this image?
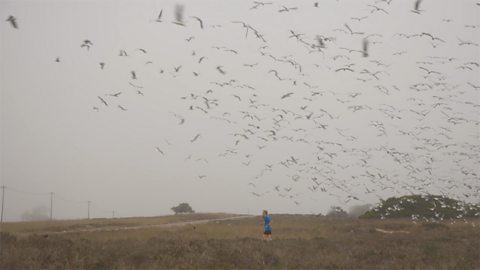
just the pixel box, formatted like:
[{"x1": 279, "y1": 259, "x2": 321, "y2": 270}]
[
  {"x1": 326, "y1": 206, "x2": 349, "y2": 218},
  {"x1": 171, "y1": 203, "x2": 194, "y2": 214},
  {"x1": 21, "y1": 206, "x2": 49, "y2": 221}
]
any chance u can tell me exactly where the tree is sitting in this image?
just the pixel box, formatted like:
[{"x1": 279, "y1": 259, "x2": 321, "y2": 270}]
[
  {"x1": 171, "y1": 203, "x2": 194, "y2": 214},
  {"x1": 21, "y1": 205, "x2": 49, "y2": 221},
  {"x1": 360, "y1": 195, "x2": 480, "y2": 219}
]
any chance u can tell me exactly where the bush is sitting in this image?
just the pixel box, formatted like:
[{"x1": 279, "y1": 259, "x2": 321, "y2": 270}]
[
  {"x1": 360, "y1": 195, "x2": 480, "y2": 220},
  {"x1": 171, "y1": 203, "x2": 194, "y2": 214}
]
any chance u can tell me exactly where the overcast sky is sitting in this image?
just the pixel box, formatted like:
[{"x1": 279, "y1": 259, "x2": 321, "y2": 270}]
[{"x1": 1, "y1": 0, "x2": 479, "y2": 221}]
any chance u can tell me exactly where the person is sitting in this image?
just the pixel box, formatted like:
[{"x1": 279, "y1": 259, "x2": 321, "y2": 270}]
[{"x1": 262, "y1": 210, "x2": 272, "y2": 241}]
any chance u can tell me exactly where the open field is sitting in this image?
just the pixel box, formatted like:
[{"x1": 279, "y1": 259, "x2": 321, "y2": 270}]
[{"x1": 1, "y1": 214, "x2": 479, "y2": 269}]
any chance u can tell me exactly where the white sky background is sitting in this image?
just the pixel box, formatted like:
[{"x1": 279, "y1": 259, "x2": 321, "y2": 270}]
[{"x1": 1, "y1": 0, "x2": 479, "y2": 221}]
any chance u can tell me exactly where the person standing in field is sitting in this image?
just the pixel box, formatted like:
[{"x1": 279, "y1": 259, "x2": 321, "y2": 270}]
[{"x1": 262, "y1": 210, "x2": 272, "y2": 241}]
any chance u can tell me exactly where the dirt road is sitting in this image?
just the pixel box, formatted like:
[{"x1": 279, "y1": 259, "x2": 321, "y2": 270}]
[{"x1": 48, "y1": 215, "x2": 254, "y2": 235}]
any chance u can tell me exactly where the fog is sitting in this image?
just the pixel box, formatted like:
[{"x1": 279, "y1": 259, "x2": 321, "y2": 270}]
[{"x1": 1, "y1": 0, "x2": 479, "y2": 221}]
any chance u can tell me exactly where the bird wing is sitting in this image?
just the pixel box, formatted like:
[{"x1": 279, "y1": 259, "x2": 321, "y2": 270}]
[
  {"x1": 344, "y1": 23, "x2": 353, "y2": 34},
  {"x1": 97, "y1": 96, "x2": 108, "y2": 106},
  {"x1": 191, "y1": 16, "x2": 203, "y2": 29}
]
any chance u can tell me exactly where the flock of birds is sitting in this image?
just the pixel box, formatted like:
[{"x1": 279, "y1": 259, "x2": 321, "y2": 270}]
[{"x1": 5, "y1": 0, "x2": 480, "y2": 219}]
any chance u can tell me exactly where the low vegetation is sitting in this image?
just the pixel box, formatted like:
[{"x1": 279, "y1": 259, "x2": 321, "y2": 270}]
[
  {"x1": 1, "y1": 214, "x2": 479, "y2": 269},
  {"x1": 360, "y1": 195, "x2": 480, "y2": 220}
]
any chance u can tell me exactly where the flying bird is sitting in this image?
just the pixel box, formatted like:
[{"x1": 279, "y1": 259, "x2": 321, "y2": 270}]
[
  {"x1": 250, "y1": 1, "x2": 272, "y2": 10},
  {"x1": 335, "y1": 67, "x2": 354, "y2": 72},
  {"x1": 155, "y1": 147, "x2": 164, "y2": 155},
  {"x1": 109, "y1": 92, "x2": 122, "y2": 97},
  {"x1": 412, "y1": 0, "x2": 423, "y2": 14},
  {"x1": 81, "y1": 40, "x2": 93, "y2": 50},
  {"x1": 190, "y1": 133, "x2": 201, "y2": 143},
  {"x1": 97, "y1": 96, "x2": 108, "y2": 106},
  {"x1": 156, "y1": 10, "x2": 163, "y2": 22},
  {"x1": 216, "y1": 66, "x2": 226, "y2": 74},
  {"x1": 6, "y1": 15, "x2": 18, "y2": 29},
  {"x1": 278, "y1": 6, "x2": 298, "y2": 12},
  {"x1": 190, "y1": 16, "x2": 204, "y2": 29},
  {"x1": 173, "y1": 4, "x2": 185, "y2": 26},
  {"x1": 362, "y1": 38, "x2": 369, "y2": 57}
]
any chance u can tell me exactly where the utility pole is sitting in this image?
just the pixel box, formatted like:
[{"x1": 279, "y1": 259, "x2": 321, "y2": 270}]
[
  {"x1": 50, "y1": 192, "x2": 54, "y2": 220},
  {"x1": 87, "y1": 201, "x2": 91, "y2": 219},
  {"x1": 1, "y1": 186, "x2": 5, "y2": 224}
]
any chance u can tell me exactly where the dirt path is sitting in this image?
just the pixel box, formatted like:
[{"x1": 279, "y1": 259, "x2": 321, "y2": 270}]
[{"x1": 48, "y1": 215, "x2": 254, "y2": 235}]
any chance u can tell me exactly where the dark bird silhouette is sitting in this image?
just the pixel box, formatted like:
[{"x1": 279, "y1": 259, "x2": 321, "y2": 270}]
[
  {"x1": 155, "y1": 147, "x2": 164, "y2": 155},
  {"x1": 412, "y1": 0, "x2": 423, "y2": 14},
  {"x1": 118, "y1": 105, "x2": 127, "y2": 111},
  {"x1": 97, "y1": 96, "x2": 108, "y2": 106},
  {"x1": 99, "y1": 62, "x2": 105, "y2": 70},
  {"x1": 174, "y1": 65, "x2": 182, "y2": 72},
  {"x1": 278, "y1": 6, "x2": 298, "y2": 12},
  {"x1": 6, "y1": 15, "x2": 18, "y2": 29},
  {"x1": 216, "y1": 66, "x2": 226, "y2": 74},
  {"x1": 190, "y1": 133, "x2": 201, "y2": 143},
  {"x1": 362, "y1": 38, "x2": 369, "y2": 57},
  {"x1": 419, "y1": 66, "x2": 441, "y2": 75},
  {"x1": 335, "y1": 67, "x2": 354, "y2": 72},
  {"x1": 344, "y1": 24, "x2": 364, "y2": 35},
  {"x1": 156, "y1": 10, "x2": 163, "y2": 22},
  {"x1": 173, "y1": 4, "x2": 185, "y2": 26},
  {"x1": 109, "y1": 92, "x2": 122, "y2": 97},
  {"x1": 81, "y1": 40, "x2": 93, "y2": 50},
  {"x1": 281, "y1": 92, "x2": 294, "y2": 99},
  {"x1": 368, "y1": 5, "x2": 389, "y2": 14},
  {"x1": 190, "y1": 16, "x2": 204, "y2": 29},
  {"x1": 351, "y1": 16, "x2": 368, "y2": 21},
  {"x1": 250, "y1": 1, "x2": 272, "y2": 10},
  {"x1": 131, "y1": 71, "x2": 137, "y2": 80}
]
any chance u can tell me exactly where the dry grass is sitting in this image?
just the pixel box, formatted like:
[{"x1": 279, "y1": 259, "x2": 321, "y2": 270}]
[{"x1": 1, "y1": 214, "x2": 479, "y2": 269}]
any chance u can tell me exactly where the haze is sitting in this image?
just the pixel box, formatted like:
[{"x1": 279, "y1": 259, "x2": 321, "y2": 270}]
[{"x1": 1, "y1": 0, "x2": 479, "y2": 221}]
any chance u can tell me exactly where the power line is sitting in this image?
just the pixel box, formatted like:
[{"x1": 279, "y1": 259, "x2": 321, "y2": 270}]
[
  {"x1": 55, "y1": 194, "x2": 88, "y2": 204},
  {"x1": 0, "y1": 185, "x2": 113, "y2": 222},
  {"x1": 7, "y1": 186, "x2": 50, "y2": 196}
]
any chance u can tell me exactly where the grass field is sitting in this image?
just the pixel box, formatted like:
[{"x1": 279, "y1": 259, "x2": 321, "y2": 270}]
[{"x1": 1, "y1": 214, "x2": 479, "y2": 269}]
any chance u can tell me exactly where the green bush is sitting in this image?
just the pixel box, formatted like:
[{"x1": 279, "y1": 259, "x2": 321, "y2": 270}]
[{"x1": 360, "y1": 195, "x2": 480, "y2": 220}]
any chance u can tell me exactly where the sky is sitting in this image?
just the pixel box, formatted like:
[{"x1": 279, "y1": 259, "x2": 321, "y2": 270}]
[{"x1": 1, "y1": 0, "x2": 479, "y2": 221}]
